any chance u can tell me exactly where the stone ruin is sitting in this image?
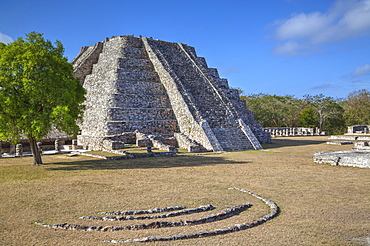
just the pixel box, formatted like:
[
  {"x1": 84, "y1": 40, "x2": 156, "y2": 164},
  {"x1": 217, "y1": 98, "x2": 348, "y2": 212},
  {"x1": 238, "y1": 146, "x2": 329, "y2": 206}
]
[
  {"x1": 314, "y1": 150, "x2": 370, "y2": 168},
  {"x1": 0, "y1": 127, "x2": 73, "y2": 157},
  {"x1": 72, "y1": 35, "x2": 271, "y2": 152},
  {"x1": 327, "y1": 125, "x2": 370, "y2": 144},
  {"x1": 346, "y1": 125, "x2": 370, "y2": 135},
  {"x1": 314, "y1": 125, "x2": 370, "y2": 168},
  {"x1": 263, "y1": 127, "x2": 326, "y2": 137}
]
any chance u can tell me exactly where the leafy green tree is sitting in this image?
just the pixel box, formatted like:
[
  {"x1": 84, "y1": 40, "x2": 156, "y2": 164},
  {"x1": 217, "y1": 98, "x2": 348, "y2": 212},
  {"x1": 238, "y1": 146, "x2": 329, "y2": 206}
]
[
  {"x1": 241, "y1": 93, "x2": 302, "y2": 127},
  {"x1": 0, "y1": 32, "x2": 85, "y2": 164},
  {"x1": 342, "y1": 89, "x2": 370, "y2": 126},
  {"x1": 302, "y1": 94, "x2": 344, "y2": 134},
  {"x1": 278, "y1": 95, "x2": 303, "y2": 127},
  {"x1": 300, "y1": 106, "x2": 316, "y2": 128},
  {"x1": 325, "y1": 110, "x2": 346, "y2": 135}
]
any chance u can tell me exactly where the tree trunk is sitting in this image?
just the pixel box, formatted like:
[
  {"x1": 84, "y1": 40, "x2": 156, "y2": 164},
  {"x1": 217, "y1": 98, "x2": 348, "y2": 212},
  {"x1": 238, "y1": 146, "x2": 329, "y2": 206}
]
[
  {"x1": 29, "y1": 135, "x2": 43, "y2": 165},
  {"x1": 318, "y1": 110, "x2": 324, "y2": 134}
]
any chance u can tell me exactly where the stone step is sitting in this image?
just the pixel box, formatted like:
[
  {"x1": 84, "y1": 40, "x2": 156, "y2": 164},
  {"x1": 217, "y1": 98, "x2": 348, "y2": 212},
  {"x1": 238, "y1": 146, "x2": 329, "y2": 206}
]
[
  {"x1": 112, "y1": 94, "x2": 171, "y2": 108},
  {"x1": 119, "y1": 47, "x2": 148, "y2": 59},
  {"x1": 211, "y1": 127, "x2": 253, "y2": 151},
  {"x1": 107, "y1": 108, "x2": 176, "y2": 121},
  {"x1": 118, "y1": 58, "x2": 153, "y2": 68},
  {"x1": 114, "y1": 81, "x2": 166, "y2": 94},
  {"x1": 106, "y1": 120, "x2": 179, "y2": 135},
  {"x1": 116, "y1": 69, "x2": 159, "y2": 82}
]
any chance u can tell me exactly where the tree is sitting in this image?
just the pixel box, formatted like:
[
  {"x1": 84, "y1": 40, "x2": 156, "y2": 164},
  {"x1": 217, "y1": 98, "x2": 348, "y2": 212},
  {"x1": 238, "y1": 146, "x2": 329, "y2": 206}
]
[
  {"x1": 300, "y1": 106, "x2": 316, "y2": 128},
  {"x1": 342, "y1": 89, "x2": 370, "y2": 126},
  {"x1": 0, "y1": 32, "x2": 85, "y2": 164},
  {"x1": 241, "y1": 93, "x2": 302, "y2": 127},
  {"x1": 302, "y1": 94, "x2": 344, "y2": 134}
]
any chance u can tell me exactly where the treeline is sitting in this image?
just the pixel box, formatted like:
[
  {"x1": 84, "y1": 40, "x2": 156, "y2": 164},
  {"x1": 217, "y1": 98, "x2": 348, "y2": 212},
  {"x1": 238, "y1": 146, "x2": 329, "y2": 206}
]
[{"x1": 240, "y1": 89, "x2": 370, "y2": 135}]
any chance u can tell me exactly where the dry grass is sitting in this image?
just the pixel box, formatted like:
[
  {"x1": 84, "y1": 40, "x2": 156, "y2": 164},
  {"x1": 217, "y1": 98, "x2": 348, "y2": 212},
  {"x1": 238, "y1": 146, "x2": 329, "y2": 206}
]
[{"x1": 0, "y1": 136, "x2": 369, "y2": 245}]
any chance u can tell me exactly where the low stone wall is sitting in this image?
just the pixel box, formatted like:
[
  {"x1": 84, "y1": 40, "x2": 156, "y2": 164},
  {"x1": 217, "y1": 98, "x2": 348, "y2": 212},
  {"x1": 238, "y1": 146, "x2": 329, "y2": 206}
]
[
  {"x1": 347, "y1": 125, "x2": 370, "y2": 134},
  {"x1": 314, "y1": 151, "x2": 370, "y2": 168},
  {"x1": 329, "y1": 135, "x2": 359, "y2": 140},
  {"x1": 329, "y1": 135, "x2": 370, "y2": 141},
  {"x1": 77, "y1": 135, "x2": 112, "y2": 151},
  {"x1": 353, "y1": 141, "x2": 370, "y2": 151},
  {"x1": 263, "y1": 127, "x2": 324, "y2": 137},
  {"x1": 174, "y1": 133, "x2": 202, "y2": 152},
  {"x1": 147, "y1": 135, "x2": 177, "y2": 152},
  {"x1": 326, "y1": 141, "x2": 352, "y2": 145}
]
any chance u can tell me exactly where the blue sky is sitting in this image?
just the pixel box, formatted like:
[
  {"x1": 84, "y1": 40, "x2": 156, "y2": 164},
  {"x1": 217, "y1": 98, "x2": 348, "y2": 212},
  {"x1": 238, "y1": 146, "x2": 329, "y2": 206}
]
[{"x1": 1, "y1": 0, "x2": 370, "y2": 99}]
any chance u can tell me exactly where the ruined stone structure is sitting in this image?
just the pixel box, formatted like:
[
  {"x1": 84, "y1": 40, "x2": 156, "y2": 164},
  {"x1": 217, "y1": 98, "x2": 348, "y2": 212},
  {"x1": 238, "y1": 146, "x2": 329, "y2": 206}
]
[
  {"x1": 263, "y1": 127, "x2": 324, "y2": 137},
  {"x1": 72, "y1": 35, "x2": 270, "y2": 152},
  {"x1": 316, "y1": 126, "x2": 370, "y2": 168},
  {"x1": 346, "y1": 125, "x2": 370, "y2": 135},
  {"x1": 314, "y1": 151, "x2": 370, "y2": 168}
]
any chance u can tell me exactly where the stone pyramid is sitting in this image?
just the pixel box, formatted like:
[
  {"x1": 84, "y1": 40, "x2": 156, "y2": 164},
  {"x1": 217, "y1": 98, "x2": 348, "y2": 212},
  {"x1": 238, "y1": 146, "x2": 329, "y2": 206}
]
[{"x1": 72, "y1": 35, "x2": 271, "y2": 152}]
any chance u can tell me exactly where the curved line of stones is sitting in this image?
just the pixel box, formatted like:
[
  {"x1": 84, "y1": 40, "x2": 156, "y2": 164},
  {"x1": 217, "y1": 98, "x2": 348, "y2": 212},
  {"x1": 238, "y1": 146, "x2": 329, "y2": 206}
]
[
  {"x1": 98, "y1": 205, "x2": 187, "y2": 215},
  {"x1": 35, "y1": 188, "x2": 279, "y2": 243},
  {"x1": 107, "y1": 188, "x2": 279, "y2": 243},
  {"x1": 36, "y1": 203, "x2": 250, "y2": 232},
  {"x1": 81, "y1": 204, "x2": 215, "y2": 221}
]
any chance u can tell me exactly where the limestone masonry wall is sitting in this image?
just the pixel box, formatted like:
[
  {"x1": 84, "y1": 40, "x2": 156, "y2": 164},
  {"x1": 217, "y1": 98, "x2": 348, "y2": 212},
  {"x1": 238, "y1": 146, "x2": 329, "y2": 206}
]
[{"x1": 73, "y1": 35, "x2": 271, "y2": 151}]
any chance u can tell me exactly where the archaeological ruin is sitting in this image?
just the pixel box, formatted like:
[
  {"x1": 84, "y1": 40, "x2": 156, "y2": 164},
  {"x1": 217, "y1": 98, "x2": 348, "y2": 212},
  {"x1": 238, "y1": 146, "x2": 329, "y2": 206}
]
[
  {"x1": 262, "y1": 127, "x2": 326, "y2": 137},
  {"x1": 72, "y1": 35, "x2": 271, "y2": 152},
  {"x1": 314, "y1": 125, "x2": 370, "y2": 168}
]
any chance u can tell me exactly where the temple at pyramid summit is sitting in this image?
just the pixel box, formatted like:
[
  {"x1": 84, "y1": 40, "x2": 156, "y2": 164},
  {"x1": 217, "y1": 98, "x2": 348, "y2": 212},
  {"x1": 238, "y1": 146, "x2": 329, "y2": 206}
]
[{"x1": 72, "y1": 35, "x2": 271, "y2": 152}]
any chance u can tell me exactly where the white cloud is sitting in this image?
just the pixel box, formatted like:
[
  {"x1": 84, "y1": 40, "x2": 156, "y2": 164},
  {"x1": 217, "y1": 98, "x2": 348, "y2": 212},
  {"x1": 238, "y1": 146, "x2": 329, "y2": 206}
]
[
  {"x1": 0, "y1": 32, "x2": 13, "y2": 44},
  {"x1": 275, "y1": 12, "x2": 332, "y2": 41},
  {"x1": 272, "y1": 41, "x2": 319, "y2": 56},
  {"x1": 272, "y1": 0, "x2": 370, "y2": 56},
  {"x1": 351, "y1": 64, "x2": 370, "y2": 77}
]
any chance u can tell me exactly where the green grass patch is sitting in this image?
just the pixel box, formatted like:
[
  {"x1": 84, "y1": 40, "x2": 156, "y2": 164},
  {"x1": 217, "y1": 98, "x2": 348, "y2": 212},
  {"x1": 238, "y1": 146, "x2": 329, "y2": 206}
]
[{"x1": 0, "y1": 166, "x2": 48, "y2": 184}]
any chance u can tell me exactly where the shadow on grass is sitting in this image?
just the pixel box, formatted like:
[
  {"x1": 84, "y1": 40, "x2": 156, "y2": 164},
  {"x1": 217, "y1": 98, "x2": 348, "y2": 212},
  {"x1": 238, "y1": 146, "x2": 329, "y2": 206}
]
[
  {"x1": 263, "y1": 138, "x2": 327, "y2": 149},
  {"x1": 44, "y1": 155, "x2": 248, "y2": 171}
]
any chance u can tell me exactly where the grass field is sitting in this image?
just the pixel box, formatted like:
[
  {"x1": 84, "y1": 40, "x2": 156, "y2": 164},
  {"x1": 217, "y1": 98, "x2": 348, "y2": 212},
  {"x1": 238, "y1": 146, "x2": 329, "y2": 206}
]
[{"x1": 0, "y1": 136, "x2": 369, "y2": 245}]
